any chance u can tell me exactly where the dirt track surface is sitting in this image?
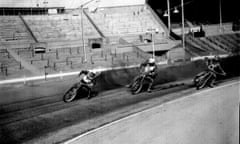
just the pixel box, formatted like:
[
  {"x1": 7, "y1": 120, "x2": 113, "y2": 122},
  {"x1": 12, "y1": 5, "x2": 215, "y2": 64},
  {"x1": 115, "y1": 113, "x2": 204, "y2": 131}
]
[
  {"x1": 0, "y1": 77, "x2": 190, "y2": 144},
  {"x1": 66, "y1": 81, "x2": 239, "y2": 144},
  {"x1": 0, "y1": 78, "x2": 238, "y2": 144}
]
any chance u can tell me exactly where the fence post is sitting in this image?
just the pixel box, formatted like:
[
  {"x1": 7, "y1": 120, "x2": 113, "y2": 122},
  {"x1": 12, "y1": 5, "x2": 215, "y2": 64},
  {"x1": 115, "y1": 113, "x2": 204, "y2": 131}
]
[
  {"x1": 59, "y1": 71, "x2": 63, "y2": 80},
  {"x1": 66, "y1": 57, "x2": 69, "y2": 65},
  {"x1": 44, "y1": 66, "x2": 48, "y2": 80},
  {"x1": 5, "y1": 67, "x2": 8, "y2": 76},
  {"x1": 47, "y1": 59, "x2": 50, "y2": 67},
  {"x1": 19, "y1": 62, "x2": 22, "y2": 69},
  {"x1": 0, "y1": 64, "x2": 3, "y2": 72},
  {"x1": 91, "y1": 56, "x2": 94, "y2": 64},
  {"x1": 54, "y1": 62, "x2": 56, "y2": 70},
  {"x1": 101, "y1": 50, "x2": 103, "y2": 57},
  {"x1": 23, "y1": 75, "x2": 26, "y2": 84},
  {"x1": 105, "y1": 54, "x2": 107, "y2": 61},
  {"x1": 41, "y1": 53, "x2": 44, "y2": 60},
  {"x1": 56, "y1": 49, "x2": 59, "y2": 59},
  {"x1": 7, "y1": 52, "x2": 10, "y2": 59},
  {"x1": 70, "y1": 61, "x2": 73, "y2": 69},
  {"x1": 32, "y1": 49, "x2": 34, "y2": 57},
  {"x1": 81, "y1": 57, "x2": 84, "y2": 64}
]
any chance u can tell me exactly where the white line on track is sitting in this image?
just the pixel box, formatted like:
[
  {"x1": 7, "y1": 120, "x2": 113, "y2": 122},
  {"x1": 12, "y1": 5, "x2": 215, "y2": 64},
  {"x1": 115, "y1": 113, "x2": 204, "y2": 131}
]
[{"x1": 63, "y1": 80, "x2": 240, "y2": 144}]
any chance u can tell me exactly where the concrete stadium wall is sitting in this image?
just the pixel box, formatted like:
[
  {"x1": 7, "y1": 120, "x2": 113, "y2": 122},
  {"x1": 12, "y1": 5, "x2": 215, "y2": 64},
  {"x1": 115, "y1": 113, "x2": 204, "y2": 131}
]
[
  {"x1": 1, "y1": 56, "x2": 238, "y2": 103},
  {"x1": 94, "y1": 55, "x2": 240, "y2": 92}
]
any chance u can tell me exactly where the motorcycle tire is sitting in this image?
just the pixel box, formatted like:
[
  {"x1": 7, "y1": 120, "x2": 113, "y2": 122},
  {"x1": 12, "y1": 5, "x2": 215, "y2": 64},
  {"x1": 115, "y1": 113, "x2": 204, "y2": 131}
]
[
  {"x1": 63, "y1": 84, "x2": 79, "y2": 102},
  {"x1": 193, "y1": 75, "x2": 201, "y2": 90},
  {"x1": 194, "y1": 72, "x2": 212, "y2": 90},
  {"x1": 131, "y1": 76, "x2": 143, "y2": 94}
]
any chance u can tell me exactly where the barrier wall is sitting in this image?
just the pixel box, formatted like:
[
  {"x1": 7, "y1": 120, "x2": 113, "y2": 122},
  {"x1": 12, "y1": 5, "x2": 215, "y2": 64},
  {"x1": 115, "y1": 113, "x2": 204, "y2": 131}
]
[
  {"x1": 93, "y1": 55, "x2": 240, "y2": 91},
  {"x1": 0, "y1": 56, "x2": 239, "y2": 109}
]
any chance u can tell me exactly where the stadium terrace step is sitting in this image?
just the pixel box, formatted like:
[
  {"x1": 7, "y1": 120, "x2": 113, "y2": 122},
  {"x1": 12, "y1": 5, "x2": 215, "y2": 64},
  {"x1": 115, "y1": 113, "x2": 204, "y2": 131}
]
[
  {"x1": 23, "y1": 14, "x2": 101, "y2": 43},
  {"x1": 200, "y1": 37, "x2": 227, "y2": 53},
  {"x1": 85, "y1": 5, "x2": 165, "y2": 38},
  {"x1": 0, "y1": 16, "x2": 34, "y2": 44},
  {"x1": 6, "y1": 48, "x2": 42, "y2": 75}
]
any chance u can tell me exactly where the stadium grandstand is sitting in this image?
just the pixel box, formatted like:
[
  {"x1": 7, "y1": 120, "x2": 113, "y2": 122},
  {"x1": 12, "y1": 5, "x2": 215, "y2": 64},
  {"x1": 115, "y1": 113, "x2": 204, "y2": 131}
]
[
  {"x1": 0, "y1": 0, "x2": 239, "y2": 80},
  {"x1": 0, "y1": 1, "x2": 239, "y2": 144}
]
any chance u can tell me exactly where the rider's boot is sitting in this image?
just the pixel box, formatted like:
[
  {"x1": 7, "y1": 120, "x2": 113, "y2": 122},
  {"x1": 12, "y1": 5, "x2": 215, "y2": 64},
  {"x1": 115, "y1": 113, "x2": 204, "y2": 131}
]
[
  {"x1": 147, "y1": 83, "x2": 153, "y2": 93},
  {"x1": 147, "y1": 89, "x2": 152, "y2": 93},
  {"x1": 126, "y1": 84, "x2": 132, "y2": 88},
  {"x1": 87, "y1": 88, "x2": 92, "y2": 99},
  {"x1": 209, "y1": 79, "x2": 216, "y2": 88},
  {"x1": 87, "y1": 94, "x2": 92, "y2": 99},
  {"x1": 208, "y1": 74, "x2": 216, "y2": 88}
]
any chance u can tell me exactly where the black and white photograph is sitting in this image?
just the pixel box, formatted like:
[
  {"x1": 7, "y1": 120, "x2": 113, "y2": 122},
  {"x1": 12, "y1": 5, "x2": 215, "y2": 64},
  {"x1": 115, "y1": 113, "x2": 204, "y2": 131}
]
[{"x1": 0, "y1": 0, "x2": 239, "y2": 143}]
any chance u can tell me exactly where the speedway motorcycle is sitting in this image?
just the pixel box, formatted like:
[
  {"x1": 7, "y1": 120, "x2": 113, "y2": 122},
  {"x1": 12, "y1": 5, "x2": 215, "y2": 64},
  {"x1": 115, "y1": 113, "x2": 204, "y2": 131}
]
[
  {"x1": 129, "y1": 72, "x2": 155, "y2": 94},
  {"x1": 193, "y1": 64, "x2": 226, "y2": 90},
  {"x1": 63, "y1": 75, "x2": 98, "y2": 102}
]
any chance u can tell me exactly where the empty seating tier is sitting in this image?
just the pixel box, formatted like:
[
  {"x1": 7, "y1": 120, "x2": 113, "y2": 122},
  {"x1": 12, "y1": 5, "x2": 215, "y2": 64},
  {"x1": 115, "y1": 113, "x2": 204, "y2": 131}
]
[
  {"x1": 86, "y1": 5, "x2": 165, "y2": 37},
  {"x1": 24, "y1": 14, "x2": 101, "y2": 43},
  {"x1": 0, "y1": 16, "x2": 34, "y2": 44}
]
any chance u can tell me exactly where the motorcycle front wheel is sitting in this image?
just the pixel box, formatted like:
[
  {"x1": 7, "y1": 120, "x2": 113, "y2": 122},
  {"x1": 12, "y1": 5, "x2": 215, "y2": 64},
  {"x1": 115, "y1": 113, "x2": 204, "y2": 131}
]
[
  {"x1": 131, "y1": 76, "x2": 144, "y2": 94},
  {"x1": 194, "y1": 72, "x2": 212, "y2": 90},
  {"x1": 63, "y1": 84, "x2": 79, "y2": 102}
]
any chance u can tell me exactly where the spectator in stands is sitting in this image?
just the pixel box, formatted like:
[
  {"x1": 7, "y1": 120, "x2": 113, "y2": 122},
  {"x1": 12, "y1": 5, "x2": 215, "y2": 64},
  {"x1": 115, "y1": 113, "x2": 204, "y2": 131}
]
[
  {"x1": 127, "y1": 58, "x2": 157, "y2": 92},
  {"x1": 78, "y1": 69, "x2": 100, "y2": 99}
]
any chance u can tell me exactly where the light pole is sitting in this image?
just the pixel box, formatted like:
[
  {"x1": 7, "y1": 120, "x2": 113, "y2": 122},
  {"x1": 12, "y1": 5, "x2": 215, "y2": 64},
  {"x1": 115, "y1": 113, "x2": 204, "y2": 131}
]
[
  {"x1": 219, "y1": 0, "x2": 222, "y2": 32},
  {"x1": 167, "y1": 0, "x2": 171, "y2": 35},
  {"x1": 80, "y1": 6, "x2": 87, "y2": 62},
  {"x1": 163, "y1": 0, "x2": 185, "y2": 61},
  {"x1": 147, "y1": 28, "x2": 159, "y2": 59},
  {"x1": 163, "y1": 0, "x2": 179, "y2": 37},
  {"x1": 151, "y1": 32, "x2": 155, "y2": 59},
  {"x1": 181, "y1": 0, "x2": 185, "y2": 61},
  {"x1": 79, "y1": 0, "x2": 100, "y2": 62}
]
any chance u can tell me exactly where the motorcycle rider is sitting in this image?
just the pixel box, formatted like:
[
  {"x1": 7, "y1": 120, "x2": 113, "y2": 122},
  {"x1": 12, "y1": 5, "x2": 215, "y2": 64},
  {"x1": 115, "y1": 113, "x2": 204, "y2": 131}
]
[
  {"x1": 206, "y1": 56, "x2": 225, "y2": 87},
  {"x1": 78, "y1": 69, "x2": 100, "y2": 99},
  {"x1": 127, "y1": 58, "x2": 157, "y2": 93}
]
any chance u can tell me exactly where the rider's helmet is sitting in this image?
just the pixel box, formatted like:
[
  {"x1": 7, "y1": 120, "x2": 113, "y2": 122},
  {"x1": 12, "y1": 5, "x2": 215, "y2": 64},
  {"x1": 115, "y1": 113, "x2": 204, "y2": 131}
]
[
  {"x1": 148, "y1": 58, "x2": 155, "y2": 64},
  {"x1": 87, "y1": 70, "x2": 97, "y2": 80},
  {"x1": 204, "y1": 57, "x2": 209, "y2": 62},
  {"x1": 214, "y1": 55, "x2": 220, "y2": 60},
  {"x1": 213, "y1": 55, "x2": 220, "y2": 63}
]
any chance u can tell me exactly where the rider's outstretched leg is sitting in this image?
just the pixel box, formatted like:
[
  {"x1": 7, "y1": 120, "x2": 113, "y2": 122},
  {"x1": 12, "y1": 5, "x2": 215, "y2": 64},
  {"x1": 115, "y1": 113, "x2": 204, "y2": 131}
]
[
  {"x1": 81, "y1": 84, "x2": 92, "y2": 99},
  {"x1": 145, "y1": 76, "x2": 154, "y2": 93},
  {"x1": 87, "y1": 88, "x2": 92, "y2": 99},
  {"x1": 208, "y1": 73, "x2": 217, "y2": 88}
]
